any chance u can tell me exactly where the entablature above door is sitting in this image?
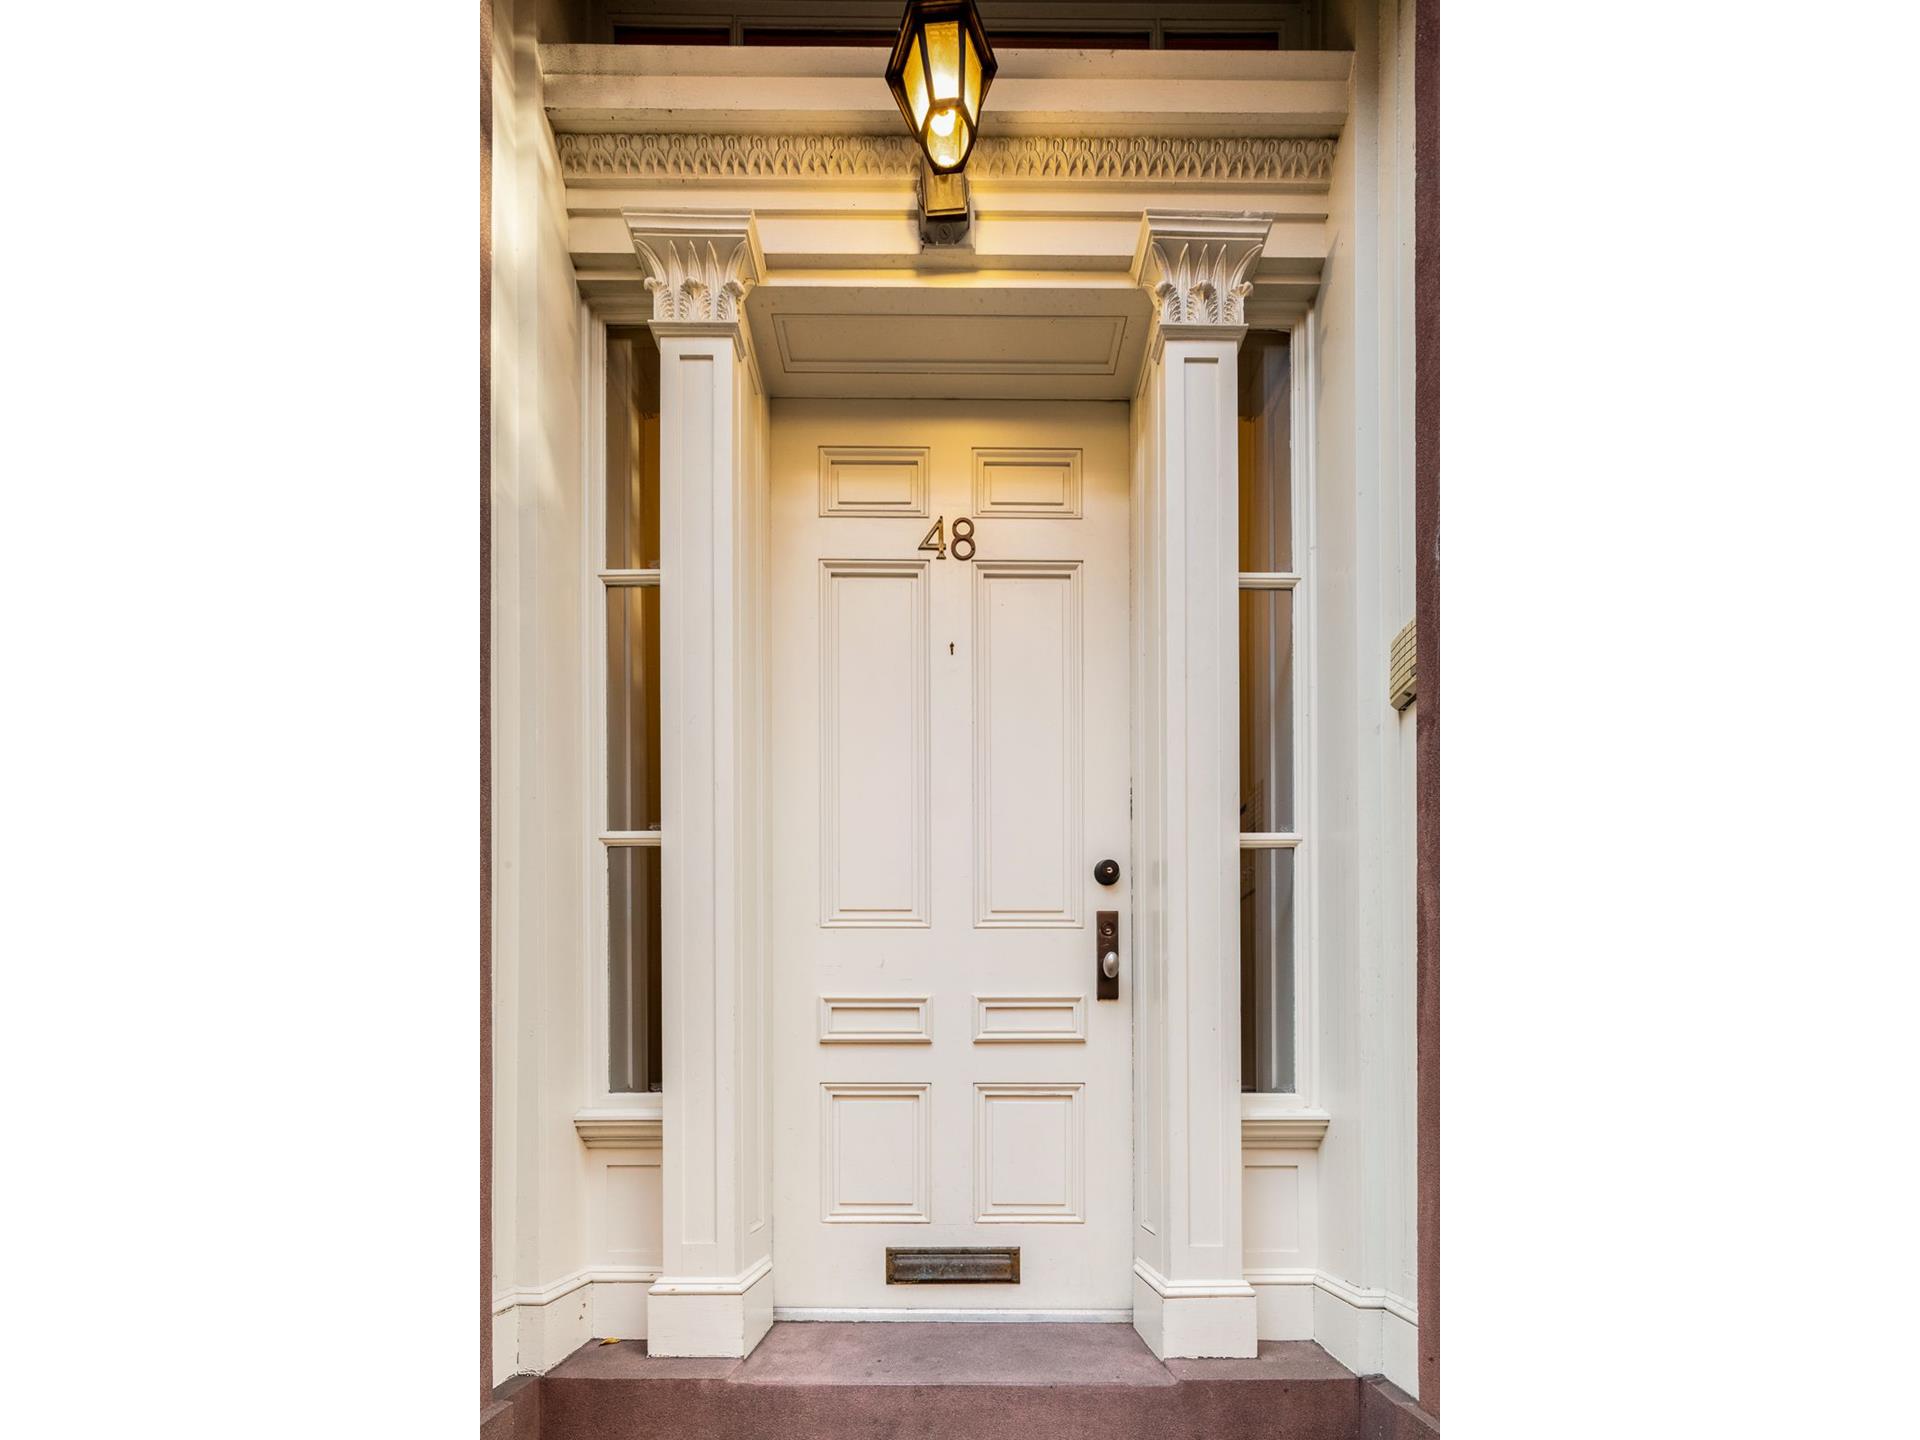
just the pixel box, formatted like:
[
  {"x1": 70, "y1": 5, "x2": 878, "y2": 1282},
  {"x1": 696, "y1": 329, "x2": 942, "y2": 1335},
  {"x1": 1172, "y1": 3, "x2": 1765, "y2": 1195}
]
[{"x1": 568, "y1": 154, "x2": 1328, "y2": 395}]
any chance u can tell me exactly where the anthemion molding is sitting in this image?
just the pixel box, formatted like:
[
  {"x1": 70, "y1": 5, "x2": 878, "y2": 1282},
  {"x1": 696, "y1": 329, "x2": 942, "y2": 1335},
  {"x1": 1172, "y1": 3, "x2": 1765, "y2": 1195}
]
[{"x1": 561, "y1": 133, "x2": 1336, "y2": 186}]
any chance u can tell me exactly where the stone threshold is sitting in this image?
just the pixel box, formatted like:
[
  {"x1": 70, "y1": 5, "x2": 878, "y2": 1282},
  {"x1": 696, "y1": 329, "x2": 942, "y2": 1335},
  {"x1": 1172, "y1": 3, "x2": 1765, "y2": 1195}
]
[{"x1": 485, "y1": 1321, "x2": 1437, "y2": 1440}]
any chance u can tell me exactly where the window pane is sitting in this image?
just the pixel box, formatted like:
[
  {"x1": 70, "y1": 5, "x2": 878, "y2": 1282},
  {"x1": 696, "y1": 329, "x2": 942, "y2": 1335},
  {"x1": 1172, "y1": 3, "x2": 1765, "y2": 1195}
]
[
  {"x1": 609, "y1": 847, "x2": 663, "y2": 1093},
  {"x1": 1238, "y1": 332, "x2": 1292, "y2": 572},
  {"x1": 605, "y1": 328, "x2": 660, "y2": 570},
  {"x1": 1240, "y1": 848, "x2": 1296, "y2": 1093},
  {"x1": 1239, "y1": 588, "x2": 1294, "y2": 834},
  {"x1": 607, "y1": 587, "x2": 662, "y2": 831}
]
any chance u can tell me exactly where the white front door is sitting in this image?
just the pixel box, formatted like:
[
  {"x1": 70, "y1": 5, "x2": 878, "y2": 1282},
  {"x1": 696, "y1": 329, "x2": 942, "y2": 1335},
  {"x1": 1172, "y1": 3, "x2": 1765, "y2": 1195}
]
[{"x1": 769, "y1": 399, "x2": 1133, "y2": 1316}]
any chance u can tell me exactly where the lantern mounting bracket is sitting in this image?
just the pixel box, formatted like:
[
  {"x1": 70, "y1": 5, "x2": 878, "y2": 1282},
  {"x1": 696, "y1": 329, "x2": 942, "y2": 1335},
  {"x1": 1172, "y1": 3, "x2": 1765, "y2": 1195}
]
[{"x1": 916, "y1": 158, "x2": 973, "y2": 248}]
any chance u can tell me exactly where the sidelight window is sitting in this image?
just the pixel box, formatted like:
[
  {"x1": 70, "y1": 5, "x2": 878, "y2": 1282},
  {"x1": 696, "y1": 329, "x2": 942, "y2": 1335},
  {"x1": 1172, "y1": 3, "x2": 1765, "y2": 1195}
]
[
  {"x1": 1238, "y1": 330, "x2": 1303, "y2": 1094},
  {"x1": 601, "y1": 328, "x2": 663, "y2": 1093}
]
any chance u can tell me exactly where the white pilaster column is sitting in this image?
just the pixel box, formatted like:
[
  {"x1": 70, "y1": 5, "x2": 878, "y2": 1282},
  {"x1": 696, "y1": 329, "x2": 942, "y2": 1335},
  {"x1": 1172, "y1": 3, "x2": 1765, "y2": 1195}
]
[
  {"x1": 1128, "y1": 212, "x2": 1273, "y2": 1359},
  {"x1": 629, "y1": 211, "x2": 774, "y2": 1357}
]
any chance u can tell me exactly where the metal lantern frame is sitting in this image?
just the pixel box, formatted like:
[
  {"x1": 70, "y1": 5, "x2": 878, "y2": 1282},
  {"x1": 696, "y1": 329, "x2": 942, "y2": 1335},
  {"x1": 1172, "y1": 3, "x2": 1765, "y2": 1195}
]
[{"x1": 884, "y1": 0, "x2": 999, "y2": 175}]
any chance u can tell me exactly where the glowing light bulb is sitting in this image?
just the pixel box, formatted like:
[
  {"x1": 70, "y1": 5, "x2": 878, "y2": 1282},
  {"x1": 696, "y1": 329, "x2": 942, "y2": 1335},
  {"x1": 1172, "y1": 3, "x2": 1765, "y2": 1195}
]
[{"x1": 929, "y1": 106, "x2": 957, "y2": 137}]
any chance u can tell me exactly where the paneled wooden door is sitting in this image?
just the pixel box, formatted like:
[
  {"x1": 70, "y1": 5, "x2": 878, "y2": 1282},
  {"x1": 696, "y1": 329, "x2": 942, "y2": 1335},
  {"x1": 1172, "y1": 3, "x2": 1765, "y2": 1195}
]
[{"x1": 769, "y1": 399, "x2": 1133, "y2": 1316}]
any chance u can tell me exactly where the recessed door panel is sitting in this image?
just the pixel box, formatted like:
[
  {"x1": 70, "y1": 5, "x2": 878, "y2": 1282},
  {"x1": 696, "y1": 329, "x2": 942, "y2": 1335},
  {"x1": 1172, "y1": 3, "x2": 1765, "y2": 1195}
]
[
  {"x1": 819, "y1": 560, "x2": 930, "y2": 927},
  {"x1": 974, "y1": 561, "x2": 1082, "y2": 927}
]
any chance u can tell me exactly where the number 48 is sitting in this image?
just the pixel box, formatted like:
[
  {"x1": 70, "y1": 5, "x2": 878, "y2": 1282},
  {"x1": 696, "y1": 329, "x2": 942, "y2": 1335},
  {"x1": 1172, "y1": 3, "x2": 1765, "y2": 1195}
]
[{"x1": 918, "y1": 515, "x2": 976, "y2": 562}]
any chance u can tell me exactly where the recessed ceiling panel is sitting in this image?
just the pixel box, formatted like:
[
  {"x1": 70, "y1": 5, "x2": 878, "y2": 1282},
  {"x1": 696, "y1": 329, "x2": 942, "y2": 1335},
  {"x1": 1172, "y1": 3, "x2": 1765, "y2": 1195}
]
[
  {"x1": 776, "y1": 313, "x2": 1124, "y2": 376},
  {"x1": 747, "y1": 285, "x2": 1150, "y2": 399}
]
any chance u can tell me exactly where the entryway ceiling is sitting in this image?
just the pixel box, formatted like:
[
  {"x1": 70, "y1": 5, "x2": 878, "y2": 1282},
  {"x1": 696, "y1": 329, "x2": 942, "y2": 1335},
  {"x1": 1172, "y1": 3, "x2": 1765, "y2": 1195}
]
[{"x1": 745, "y1": 284, "x2": 1149, "y2": 399}]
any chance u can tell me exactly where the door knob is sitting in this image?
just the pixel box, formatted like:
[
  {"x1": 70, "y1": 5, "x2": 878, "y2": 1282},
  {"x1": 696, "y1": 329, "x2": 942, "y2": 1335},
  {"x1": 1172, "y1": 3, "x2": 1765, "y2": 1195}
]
[
  {"x1": 1094, "y1": 859, "x2": 1120, "y2": 886},
  {"x1": 1102, "y1": 950, "x2": 1119, "y2": 978}
]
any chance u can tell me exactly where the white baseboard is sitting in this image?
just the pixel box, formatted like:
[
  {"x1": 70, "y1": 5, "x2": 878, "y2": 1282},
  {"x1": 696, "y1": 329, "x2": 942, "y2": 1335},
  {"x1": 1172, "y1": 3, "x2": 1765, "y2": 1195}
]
[
  {"x1": 492, "y1": 1266, "x2": 660, "y2": 1383},
  {"x1": 491, "y1": 1262, "x2": 1415, "y2": 1388},
  {"x1": 1298, "y1": 1270, "x2": 1418, "y2": 1393}
]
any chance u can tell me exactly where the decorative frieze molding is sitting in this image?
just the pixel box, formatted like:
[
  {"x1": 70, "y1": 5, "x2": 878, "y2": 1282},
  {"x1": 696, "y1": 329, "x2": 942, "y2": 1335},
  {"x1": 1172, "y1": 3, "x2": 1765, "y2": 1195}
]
[
  {"x1": 624, "y1": 210, "x2": 763, "y2": 323},
  {"x1": 1134, "y1": 212, "x2": 1275, "y2": 328},
  {"x1": 564, "y1": 133, "x2": 1336, "y2": 186}
]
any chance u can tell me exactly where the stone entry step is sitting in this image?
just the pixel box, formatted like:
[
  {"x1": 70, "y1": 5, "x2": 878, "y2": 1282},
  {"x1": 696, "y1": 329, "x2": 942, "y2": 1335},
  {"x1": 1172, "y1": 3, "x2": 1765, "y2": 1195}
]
[{"x1": 490, "y1": 1321, "x2": 1436, "y2": 1440}]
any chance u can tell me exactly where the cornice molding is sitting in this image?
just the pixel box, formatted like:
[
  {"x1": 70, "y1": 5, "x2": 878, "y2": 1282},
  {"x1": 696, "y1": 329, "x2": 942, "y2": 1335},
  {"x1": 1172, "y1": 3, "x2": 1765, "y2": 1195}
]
[
  {"x1": 562, "y1": 133, "x2": 1336, "y2": 186},
  {"x1": 624, "y1": 210, "x2": 762, "y2": 323}
]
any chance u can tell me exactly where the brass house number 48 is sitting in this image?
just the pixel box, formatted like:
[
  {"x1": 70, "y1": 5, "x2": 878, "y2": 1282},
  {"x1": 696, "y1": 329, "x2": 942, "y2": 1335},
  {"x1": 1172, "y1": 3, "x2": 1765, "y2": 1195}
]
[{"x1": 918, "y1": 516, "x2": 976, "y2": 561}]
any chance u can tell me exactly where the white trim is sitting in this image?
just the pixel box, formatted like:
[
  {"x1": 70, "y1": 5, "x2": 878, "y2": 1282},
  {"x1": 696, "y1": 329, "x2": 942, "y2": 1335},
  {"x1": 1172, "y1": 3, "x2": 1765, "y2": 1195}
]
[
  {"x1": 1243, "y1": 1268, "x2": 1416, "y2": 1326},
  {"x1": 772, "y1": 1308, "x2": 1132, "y2": 1324},
  {"x1": 1312, "y1": 1271, "x2": 1419, "y2": 1326},
  {"x1": 492, "y1": 1265, "x2": 663, "y2": 1317},
  {"x1": 573, "y1": 1104, "x2": 664, "y2": 1147},
  {"x1": 648, "y1": 1255, "x2": 774, "y2": 1298},
  {"x1": 1237, "y1": 571, "x2": 1300, "y2": 589},
  {"x1": 599, "y1": 830, "x2": 663, "y2": 847},
  {"x1": 1132, "y1": 1258, "x2": 1256, "y2": 1301}
]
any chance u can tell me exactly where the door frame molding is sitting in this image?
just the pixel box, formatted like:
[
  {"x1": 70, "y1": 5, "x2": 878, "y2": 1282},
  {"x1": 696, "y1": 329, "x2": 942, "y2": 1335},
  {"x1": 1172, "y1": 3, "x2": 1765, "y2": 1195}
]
[{"x1": 570, "y1": 208, "x2": 1320, "y2": 1360}]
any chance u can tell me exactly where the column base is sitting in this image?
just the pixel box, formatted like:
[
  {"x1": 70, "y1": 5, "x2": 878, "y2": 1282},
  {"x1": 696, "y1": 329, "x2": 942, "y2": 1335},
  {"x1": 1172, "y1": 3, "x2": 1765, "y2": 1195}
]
[
  {"x1": 1132, "y1": 1261, "x2": 1258, "y2": 1359},
  {"x1": 645, "y1": 1257, "x2": 774, "y2": 1357}
]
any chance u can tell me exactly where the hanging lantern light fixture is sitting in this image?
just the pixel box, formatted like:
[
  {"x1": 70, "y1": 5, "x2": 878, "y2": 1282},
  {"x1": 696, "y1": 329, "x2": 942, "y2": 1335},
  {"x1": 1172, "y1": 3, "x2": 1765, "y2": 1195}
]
[{"x1": 885, "y1": 0, "x2": 997, "y2": 175}]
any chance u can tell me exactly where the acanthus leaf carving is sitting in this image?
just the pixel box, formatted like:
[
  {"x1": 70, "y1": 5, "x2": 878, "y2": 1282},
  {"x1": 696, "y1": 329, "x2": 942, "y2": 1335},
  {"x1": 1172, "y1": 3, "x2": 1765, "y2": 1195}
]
[
  {"x1": 624, "y1": 212, "x2": 761, "y2": 324},
  {"x1": 1137, "y1": 214, "x2": 1274, "y2": 329}
]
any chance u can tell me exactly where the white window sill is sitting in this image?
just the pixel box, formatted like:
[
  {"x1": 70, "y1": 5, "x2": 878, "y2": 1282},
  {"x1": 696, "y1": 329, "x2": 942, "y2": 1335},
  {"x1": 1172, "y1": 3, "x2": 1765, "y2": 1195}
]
[
  {"x1": 1241, "y1": 1097, "x2": 1331, "y2": 1149},
  {"x1": 573, "y1": 1099, "x2": 663, "y2": 1148}
]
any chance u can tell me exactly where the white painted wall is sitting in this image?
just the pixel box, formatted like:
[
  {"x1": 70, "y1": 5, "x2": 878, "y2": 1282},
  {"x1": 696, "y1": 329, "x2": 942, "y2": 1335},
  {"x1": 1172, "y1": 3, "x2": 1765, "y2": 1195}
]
[
  {"x1": 1302, "y1": 0, "x2": 1421, "y2": 1396},
  {"x1": 489, "y1": 0, "x2": 595, "y2": 1384}
]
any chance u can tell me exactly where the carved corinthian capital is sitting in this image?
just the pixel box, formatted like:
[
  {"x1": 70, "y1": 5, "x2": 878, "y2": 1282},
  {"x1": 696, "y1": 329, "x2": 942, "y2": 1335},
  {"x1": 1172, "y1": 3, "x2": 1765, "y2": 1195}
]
[
  {"x1": 1133, "y1": 212, "x2": 1276, "y2": 328},
  {"x1": 624, "y1": 210, "x2": 764, "y2": 324}
]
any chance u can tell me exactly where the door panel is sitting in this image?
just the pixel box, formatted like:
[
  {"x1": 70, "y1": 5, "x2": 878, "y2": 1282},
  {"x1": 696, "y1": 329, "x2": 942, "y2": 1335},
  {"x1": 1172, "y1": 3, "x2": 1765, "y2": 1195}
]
[{"x1": 770, "y1": 399, "x2": 1131, "y2": 1314}]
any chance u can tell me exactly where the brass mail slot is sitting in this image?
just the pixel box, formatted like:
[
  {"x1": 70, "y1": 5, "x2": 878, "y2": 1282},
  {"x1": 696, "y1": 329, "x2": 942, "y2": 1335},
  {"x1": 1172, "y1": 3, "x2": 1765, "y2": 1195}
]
[{"x1": 885, "y1": 1246, "x2": 1021, "y2": 1284}]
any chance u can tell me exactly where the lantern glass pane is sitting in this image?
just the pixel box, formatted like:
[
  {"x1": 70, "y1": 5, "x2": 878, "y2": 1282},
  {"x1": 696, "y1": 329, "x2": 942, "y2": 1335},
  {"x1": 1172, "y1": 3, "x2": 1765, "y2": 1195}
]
[
  {"x1": 927, "y1": 111, "x2": 966, "y2": 169},
  {"x1": 962, "y1": 28, "x2": 982, "y2": 118},
  {"x1": 902, "y1": 33, "x2": 930, "y2": 125},
  {"x1": 926, "y1": 18, "x2": 961, "y2": 100}
]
